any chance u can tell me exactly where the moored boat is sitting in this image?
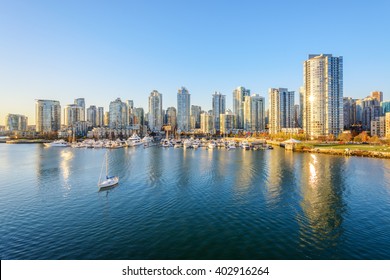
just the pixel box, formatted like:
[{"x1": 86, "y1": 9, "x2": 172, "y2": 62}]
[{"x1": 44, "y1": 139, "x2": 70, "y2": 147}]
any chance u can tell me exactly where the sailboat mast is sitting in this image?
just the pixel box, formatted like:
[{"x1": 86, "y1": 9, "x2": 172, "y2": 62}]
[{"x1": 106, "y1": 151, "x2": 108, "y2": 177}]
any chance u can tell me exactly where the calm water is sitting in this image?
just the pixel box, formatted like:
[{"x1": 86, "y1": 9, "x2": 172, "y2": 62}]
[{"x1": 1, "y1": 144, "x2": 390, "y2": 260}]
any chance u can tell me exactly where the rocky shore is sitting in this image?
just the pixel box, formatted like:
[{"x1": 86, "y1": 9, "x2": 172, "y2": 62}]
[{"x1": 294, "y1": 146, "x2": 390, "y2": 159}]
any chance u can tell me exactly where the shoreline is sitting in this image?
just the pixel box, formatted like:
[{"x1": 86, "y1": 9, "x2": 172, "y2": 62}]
[
  {"x1": 293, "y1": 147, "x2": 390, "y2": 159},
  {"x1": 2, "y1": 138, "x2": 390, "y2": 159}
]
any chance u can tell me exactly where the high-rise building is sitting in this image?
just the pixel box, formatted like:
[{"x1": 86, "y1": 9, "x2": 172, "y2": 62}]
[
  {"x1": 243, "y1": 94, "x2": 265, "y2": 132},
  {"x1": 35, "y1": 99, "x2": 61, "y2": 133},
  {"x1": 191, "y1": 105, "x2": 202, "y2": 129},
  {"x1": 343, "y1": 97, "x2": 355, "y2": 129},
  {"x1": 299, "y1": 86, "x2": 304, "y2": 127},
  {"x1": 233, "y1": 86, "x2": 250, "y2": 129},
  {"x1": 104, "y1": 112, "x2": 109, "y2": 127},
  {"x1": 177, "y1": 87, "x2": 191, "y2": 132},
  {"x1": 148, "y1": 90, "x2": 163, "y2": 132},
  {"x1": 127, "y1": 100, "x2": 134, "y2": 125},
  {"x1": 200, "y1": 112, "x2": 213, "y2": 134},
  {"x1": 362, "y1": 96, "x2": 381, "y2": 131},
  {"x1": 371, "y1": 116, "x2": 385, "y2": 137},
  {"x1": 220, "y1": 109, "x2": 236, "y2": 135},
  {"x1": 133, "y1": 108, "x2": 144, "y2": 126},
  {"x1": 303, "y1": 54, "x2": 343, "y2": 138},
  {"x1": 386, "y1": 112, "x2": 390, "y2": 138},
  {"x1": 371, "y1": 91, "x2": 383, "y2": 103},
  {"x1": 97, "y1": 107, "x2": 104, "y2": 127},
  {"x1": 64, "y1": 104, "x2": 82, "y2": 126},
  {"x1": 212, "y1": 91, "x2": 226, "y2": 132},
  {"x1": 87, "y1": 105, "x2": 97, "y2": 127},
  {"x1": 294, "y1": 104, "x2": 300, "y2": 128},
  {"x1": 109, "y1": 98, "x2": 128, "y2": 129},
  {"x1": 74, "y1": 98, "x2": 85, "y2": 121},
  {"x1": 5, "y1": 114, "x2": 28, "y2": 131},
  {"x1": 165, "y1": 107, "x2": 177, "y2": 129},
  {"x1": 381, "y1": 101, "x2": 390, "y2": 115},
  {"x1": 268, "y1": 88, "x2": 295, "y2": 134},
  {"x1": 354, "y1": 99, "x2": 364, "y2": 124}
]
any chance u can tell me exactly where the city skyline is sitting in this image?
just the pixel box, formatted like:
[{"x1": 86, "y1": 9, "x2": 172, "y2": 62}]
[{"x1": 1, "y1": 0, "x2": 390, "y2": 125}]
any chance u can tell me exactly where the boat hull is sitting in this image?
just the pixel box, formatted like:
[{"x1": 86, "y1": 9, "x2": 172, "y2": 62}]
[{"x1": 98, "y1": 177, "x2": 119, "y2": 189}]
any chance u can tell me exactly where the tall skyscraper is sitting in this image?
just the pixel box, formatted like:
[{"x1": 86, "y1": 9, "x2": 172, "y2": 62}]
[
  {"x1": 109, "y1": 98, "x2": 128, "y2": 129},
  {"x1": 191, "y1": 105, "x2": 202, "y2": 129},
  {"x1": 97, "y1": 107, "x2": 104, "y2": 127},
  {"x1": 35, "y1": 99, "x2": 61, "y2": 133},
  {"x1": 87, "y1": 105, "x2": 97, "y2": 127},
  {"x1": 74, "y1": 98, "x2": 85, "y2": 121},
  {"x1": 371, "y1": 91, "x2": 383, "y2": 103},
  {"x1": 64, "y1": 104, "x2": 82, "y2": 126},
  {"x1": 233, "y1": 86, "x2": 250, "y2": 129},
  {"x1": 303, "y1": 54, "x2": 343, "y2": 138},
  {"x1": 268, "y1": 88, "x2": 295, "y2": 134},
  {"x1": 5, "y1": 114, "x2": 28, "y2": 131},
  {"x1": 177, "y1": 87, "x2": 191, "y2": 132},
  {"x1": 148, "y1": 90, "x2": 163, "y2": 132},
  {"x1": 243, "y1": 94, "x2": 265, "y2": 132},
  {"x1": 166, "y1": 107, "x2": 177, "y2": 129},
  {"x1": 212, "y1": 91, "x2": 226, "y2": 132}
]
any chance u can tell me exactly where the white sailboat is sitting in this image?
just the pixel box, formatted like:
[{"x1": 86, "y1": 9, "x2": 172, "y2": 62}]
[{"x1": 98, "y1": 151, "x2": 119, "y2": 189}]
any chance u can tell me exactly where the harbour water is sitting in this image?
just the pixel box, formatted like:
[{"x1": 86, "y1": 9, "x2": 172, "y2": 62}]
[{"x1": 1, "y1": 144, "x2": 390, "y2": 259}]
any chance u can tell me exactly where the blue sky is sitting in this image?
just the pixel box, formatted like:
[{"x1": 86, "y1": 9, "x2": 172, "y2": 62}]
[{"x1": 1, "y1": 0, "x2": 389, "y2": 125}]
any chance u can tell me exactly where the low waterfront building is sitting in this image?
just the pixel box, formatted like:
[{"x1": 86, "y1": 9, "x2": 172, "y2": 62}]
[{"x1": 90, "y1": 127, "x2": 140, "y2": 139}]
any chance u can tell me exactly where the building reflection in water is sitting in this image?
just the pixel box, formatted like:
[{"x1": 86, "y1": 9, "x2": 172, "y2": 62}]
[
  {"x1": 297, "y1": 153, "x2": 346, "y2": 257},
  {"x1": 233, "y1": 150, "x2": 256, "y2": 194},
  {"x1": 60, "y1": 149, "x2": 73, "y2": 184},
  {"x1": 146, "y1": 147, "x2": 165, "y2": 188},
  {"x1": 36, "y1": 146, "x2": 61, "y2": 189}
]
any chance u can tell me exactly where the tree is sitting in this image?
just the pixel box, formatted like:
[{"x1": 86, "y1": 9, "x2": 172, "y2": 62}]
[
  {"x1": 368, "y1": 135, "x2": 380, "y2": 144},
  {"x1": 338, "y1": 132, "x2": 352, "y2": 142},
  {"x1": 360, "y1": 131, "x2": 369, "y2": 142},
  {"x1": 327, "y1": 134, "x2": 336, "y2": 141}
]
